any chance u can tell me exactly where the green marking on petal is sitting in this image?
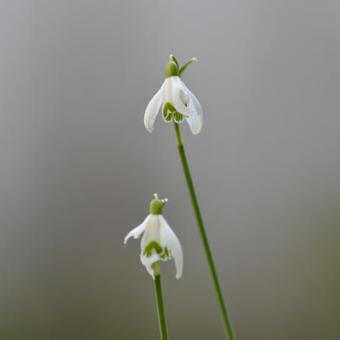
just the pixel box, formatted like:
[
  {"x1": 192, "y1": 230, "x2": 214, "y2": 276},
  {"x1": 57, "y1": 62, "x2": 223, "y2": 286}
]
[
  {"x1": 144, "y1": 242, "x2": 171, "y2": 260},
  {"x1": 162, "y1": 110, "x2": 171, "y2": 120},
  {"x1": 162, "y1": 102, "x2": 186, "y2": 124},
  {"x1": 164, "y1": 114, "x2": 172, "y2": 122},
  {"x1": 162, "y1": 102, "x2": 179, "y2": 123},
  {"x1": 144, "y1": 241, "x2": 163, "y2": 257},
  {"x1": 160, "y1": 247, "x2": 170, "y2": 259},
  {"x1": 162, "y1": 102, "x2": 173, "y2": 120},
  {"x1": 173, "y1": 112, "x2": 184, "y2": 123}
]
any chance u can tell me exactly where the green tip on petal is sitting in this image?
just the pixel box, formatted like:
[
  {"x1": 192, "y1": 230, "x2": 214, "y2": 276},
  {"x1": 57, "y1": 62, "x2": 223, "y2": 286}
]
[{"x1": 149, "y1": 193, "x2": 168, "y2": 215}]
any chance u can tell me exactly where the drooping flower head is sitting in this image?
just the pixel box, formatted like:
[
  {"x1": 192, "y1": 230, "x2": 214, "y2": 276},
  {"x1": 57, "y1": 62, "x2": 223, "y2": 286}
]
[
  {"x1": 124, "y1": 194, "x2": 183, "y2": 279},
  {"x1": 144, "y1": 55, "x2": 203, "y2": 135}
]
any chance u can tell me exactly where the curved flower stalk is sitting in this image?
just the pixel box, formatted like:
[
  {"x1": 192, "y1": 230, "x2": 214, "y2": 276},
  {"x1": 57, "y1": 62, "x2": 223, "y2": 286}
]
[
  {"x1": 124, "y1": 194, "x2": 183, "y2": 279},
  {"x1": 144, "y1": 55, "x2": 203, "y2": 135}
]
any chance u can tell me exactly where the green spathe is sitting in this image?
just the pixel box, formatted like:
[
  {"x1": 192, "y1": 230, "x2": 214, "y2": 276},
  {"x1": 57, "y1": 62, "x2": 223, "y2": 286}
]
[
  {"x1": 165, "y1": 54, "x2": 197, "y2": 78},
  {"x1": 179, "y1": 57, "x2": 197, "y2": 76}
]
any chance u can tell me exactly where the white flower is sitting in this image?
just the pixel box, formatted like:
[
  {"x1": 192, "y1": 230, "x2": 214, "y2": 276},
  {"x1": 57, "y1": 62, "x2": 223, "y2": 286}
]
[
  {"x1": 144, "y1": 56, "x2": 203, "y2": 135},
  {"x1": 124, "y1": 195, "x2": 183, "y2": 279}
]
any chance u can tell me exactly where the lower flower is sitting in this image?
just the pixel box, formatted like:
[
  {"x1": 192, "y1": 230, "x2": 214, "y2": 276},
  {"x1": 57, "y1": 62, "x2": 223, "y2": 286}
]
[{"x1": 124, "y1": 195, "x2": 183, "y2": 279}]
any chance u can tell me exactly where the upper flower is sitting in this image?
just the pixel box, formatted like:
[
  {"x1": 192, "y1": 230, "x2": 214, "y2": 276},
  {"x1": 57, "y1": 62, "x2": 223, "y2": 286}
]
[
  {"x1": 144, "y1": 55, "x2": 203, "y2": 135},
  {"x1": 124, "y1": 194, "x2": 183, "y2": 279}
]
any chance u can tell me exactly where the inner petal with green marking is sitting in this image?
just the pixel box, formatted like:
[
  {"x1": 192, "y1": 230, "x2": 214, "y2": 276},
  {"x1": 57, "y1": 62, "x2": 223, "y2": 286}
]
[
  {"x1": 162, "y1": 102, "x2": 185, "y2": 123},
  {"x1": 143, "y1": 241, "x2": 171, "y2": 260}
]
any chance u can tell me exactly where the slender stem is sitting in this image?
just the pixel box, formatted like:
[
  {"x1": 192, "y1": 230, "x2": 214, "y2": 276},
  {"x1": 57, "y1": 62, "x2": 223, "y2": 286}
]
[
  {"x1": 173, "y1": 122, "x2": 235, "y2": 340},
  {"x1": 153, "y1": 263, "x2": 169, "y2": 340}
]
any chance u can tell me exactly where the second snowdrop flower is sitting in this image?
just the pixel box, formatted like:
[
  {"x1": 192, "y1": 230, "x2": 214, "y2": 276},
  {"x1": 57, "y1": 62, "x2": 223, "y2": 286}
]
[
  {"x1": 124, "y1": 194, "x2": 183, "y2": 279},
  {"x1": 144, "y1": 55, "x2": 203, "y2": 135}
]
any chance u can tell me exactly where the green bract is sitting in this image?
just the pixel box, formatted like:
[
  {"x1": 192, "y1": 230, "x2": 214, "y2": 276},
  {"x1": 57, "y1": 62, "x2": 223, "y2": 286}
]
[{"x1": 165, "y1": 55, "x2": 197, "y2": 78}]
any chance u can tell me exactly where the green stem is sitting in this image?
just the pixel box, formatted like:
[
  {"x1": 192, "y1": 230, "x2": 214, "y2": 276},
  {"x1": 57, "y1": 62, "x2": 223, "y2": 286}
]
[
  {"x1": 153, "y1": 263, "x2": 169, "y2": 340},
  {"x1": 173, "y1": 122, "x2": 235, "y2": 340}
]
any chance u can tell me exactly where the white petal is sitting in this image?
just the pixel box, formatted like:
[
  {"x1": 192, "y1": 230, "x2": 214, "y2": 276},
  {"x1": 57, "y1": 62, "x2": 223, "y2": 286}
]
[
  {"x1": 140, "y1": 214, "x2": 161, "y2": 251},
  {"x1": 144, "y1": 82, "x2": 165, "y2": 133},
  {"x1": 185, "y1": 88, "x2": 203, "y2": 134},
  {"x1": 140, "y1": 215, "x2": 162, "y2": 279},
  {"x1": 164, "y1": 77, "x2": 190, "y2": 116},
  {"x1": 159, "y1": 215, "x2": 183, "y2": 279},
  {"x1": 124, "y1": 215, "x2": 150, "y2": 244},
  {"x1": 141, "y1": 253, "x2": 159, "y2": 279}
]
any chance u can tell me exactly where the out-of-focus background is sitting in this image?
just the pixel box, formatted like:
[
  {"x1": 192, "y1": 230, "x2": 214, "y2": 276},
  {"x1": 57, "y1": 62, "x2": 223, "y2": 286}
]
[{"x1": 1, "y1": 0, "x2": 339, "y2": 339}]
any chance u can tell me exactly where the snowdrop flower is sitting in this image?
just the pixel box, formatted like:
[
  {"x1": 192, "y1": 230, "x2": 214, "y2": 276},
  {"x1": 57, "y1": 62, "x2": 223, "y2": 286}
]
[
  {"x1": 124, "y1": 194, "x2": 183, "y2": 279},
  {"x1": 144, "y1": 55, "x2": 203, "y2": 135}
]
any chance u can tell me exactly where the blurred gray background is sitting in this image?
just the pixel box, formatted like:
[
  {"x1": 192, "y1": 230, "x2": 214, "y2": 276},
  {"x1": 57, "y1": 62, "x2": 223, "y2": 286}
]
[{"x1": 0, "y1": 0, "x2": 339, "y2": 339}]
